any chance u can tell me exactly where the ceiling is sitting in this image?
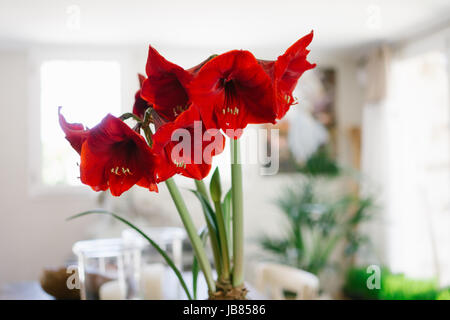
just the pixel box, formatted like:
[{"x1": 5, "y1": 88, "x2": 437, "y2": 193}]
[{"x1": 0, "y1": 0, "x2": 449, "y2": 52}]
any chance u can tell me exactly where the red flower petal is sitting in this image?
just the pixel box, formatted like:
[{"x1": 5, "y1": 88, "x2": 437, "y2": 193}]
[
  {"x1": 58, "y1": 107, "x2": 89, "y2": 154},
  {"x1": 189, "y1": 50, "x2": 276, "y2": 139},
  {"x1": 259, "y1": 31, "x2": 316, "y2": 119},
  {"x1": 79, "y1": 114, "x2": 158, "y2": 196},
  {"x1": 141, "y1": 46, "x2": 193, "y2": 121},
  {"x1": 133, "y1": 74, "x2": 151, "y2": 119},
  {"x1": 153, "y1": 105, "x2": 225, "y2": 180}
]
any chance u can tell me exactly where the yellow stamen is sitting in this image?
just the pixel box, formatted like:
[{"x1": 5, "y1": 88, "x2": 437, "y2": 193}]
[{"x1": 110, "y1": 166, "x2": 133, "y2": 176}]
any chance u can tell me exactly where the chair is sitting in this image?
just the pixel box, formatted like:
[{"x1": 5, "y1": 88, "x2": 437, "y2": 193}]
[{"x1": 255, "y1": 262, "x2": 319, "y2": 300}]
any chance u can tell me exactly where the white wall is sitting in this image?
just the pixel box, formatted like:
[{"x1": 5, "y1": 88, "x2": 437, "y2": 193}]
[
  {"x1": 0, "y1": 49, "x2": 100, "y2": 284},
  {"x1": 0, "y1": 45, "x2": 363, "y2": 286}
]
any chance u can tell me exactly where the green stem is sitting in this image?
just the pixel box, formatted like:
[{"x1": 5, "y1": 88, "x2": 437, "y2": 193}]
[
  {"x1": 142, "y1": 126, "x2": 153, "y2": 147},
  {"x1": 194, "y1": 180, "x2": 222, "y2": 278},
  {"x1": 141, "y1": 108, "x2": 153, "y2": 147},
  {"x1": 165, "y1": 178, "x2": 216, "y2": 293},
  {"x1": 205, "y1": 219, "x2": 223, "y2": 280},
  {"x1": 119, "y1": 112, "x2": 142, "y2": 122},
  {"x1": 194, "y1": 179, "x2": 210, "y2": 204},
  {"x1": 213, "y1": 201, "x2": 230, "y2": 282},
  {"x1": 231, "y1": 138, "x2": 244, "y2": 287}
]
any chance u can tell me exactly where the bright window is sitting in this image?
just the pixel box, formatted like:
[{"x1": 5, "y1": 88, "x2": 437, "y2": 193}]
[
  {"x1": 386, "y1": 51, "x2": 450, "y2": 285},
  {"x1": 40, "y1": 60, "x2": 121, "y2": 186}
]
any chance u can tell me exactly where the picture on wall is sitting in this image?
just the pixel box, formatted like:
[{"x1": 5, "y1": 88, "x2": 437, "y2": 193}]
[{"x1": 262, "y1": 68, "x2": 337, "y2": 173}]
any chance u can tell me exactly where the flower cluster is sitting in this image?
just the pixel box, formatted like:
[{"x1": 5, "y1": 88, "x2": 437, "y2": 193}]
[{"x1": 59, "y1": 32, "x2": 315, "y2": 196}]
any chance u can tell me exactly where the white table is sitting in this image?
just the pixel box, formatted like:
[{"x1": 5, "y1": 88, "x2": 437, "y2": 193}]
[{"x1": 0, "y1": 271, "x2": 266, "y2": 300}]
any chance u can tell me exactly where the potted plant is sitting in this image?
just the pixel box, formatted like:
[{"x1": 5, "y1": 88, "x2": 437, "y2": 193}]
[
  {"x1": 258, "y1": 148, "x2": 375, "y2": 297},
  {"x1": 60, "y1": 32, "x2": 315, "y2": 300}
]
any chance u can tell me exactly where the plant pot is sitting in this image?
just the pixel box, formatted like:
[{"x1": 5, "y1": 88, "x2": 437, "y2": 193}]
[{"x1": 208, "y1": 280, "x2": 248, "y2": 300}]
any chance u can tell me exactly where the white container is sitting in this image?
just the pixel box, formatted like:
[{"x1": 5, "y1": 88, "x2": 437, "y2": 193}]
[
  {"x1": 122, "y1": 227, "x2": 187, "y2": 299},
  {"x1": 72, "y1": 238, "x2": 143, "y2": 300}
]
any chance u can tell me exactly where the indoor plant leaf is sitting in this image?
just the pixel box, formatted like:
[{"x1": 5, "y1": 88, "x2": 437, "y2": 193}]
[
  {"x1": 190, "y1": 189, "x2": 222, "y2": 276},
  {"x1": 222, "y1": 189, "x2": 232, "y2": 251},
  {"x1": 192, "y1": 226, "x2": 208, "y2": 300}
]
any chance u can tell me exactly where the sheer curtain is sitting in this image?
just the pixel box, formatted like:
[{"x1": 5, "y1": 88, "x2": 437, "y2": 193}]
[{"x1": 361, "y1": 31, "x2": 450, "y2": 286}]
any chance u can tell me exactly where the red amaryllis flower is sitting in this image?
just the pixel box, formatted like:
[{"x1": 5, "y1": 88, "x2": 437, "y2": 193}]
[
  {"x1": 258, "y1": 31, "x2": 316, "y2": 119},
  {"x1": 141, "y1": 46, "x2": 217, "y2": 122},
  {"x1": 59, "y1": 112, "x2": 160, "y2": 196},
  {"x1": 152, "y1": 105, "x2": 225, "y2": 180},
  {"x1": 141, "y1": 46, "x2": 194, "y2": 122},
  {"x1": 58, "y1": 107, "x2": 89, "y2": 154},
  {"x1": 132, "y1": 73, "x2": 151, "y2": 119},
  {"x1": 188, "y1": 50, "x2": 276, "y2": 139}
]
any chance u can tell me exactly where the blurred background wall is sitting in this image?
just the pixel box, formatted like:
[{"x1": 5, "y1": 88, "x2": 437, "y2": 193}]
[
  {"x1": 0, "y1": 0, "x2": 448, "y2": 292},
  {"x1": 0, "y1": 44, "x2": 362, "y2": 284}
]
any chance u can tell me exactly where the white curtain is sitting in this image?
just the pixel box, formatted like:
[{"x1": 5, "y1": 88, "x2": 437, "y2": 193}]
[{"x1": 361, "y1": 33, "x2": 450, "y2": 286}]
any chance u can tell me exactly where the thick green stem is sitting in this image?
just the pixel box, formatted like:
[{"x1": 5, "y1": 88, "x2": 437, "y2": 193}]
[
  {"x1": 231, "y1": 138, "x2": 244, "y2": 287},
  {"x1": 194, "y1": 180, "x2": 222, "y2": 278},
  {"x1": 194, "y1": 179, "x2": 210, "y2": 204},
  {"x1": 165, "y1": 178, "x2": 216, "y2": 293},
  {"x1": 205, "y1": 222, "x2": 223, "y2": 280},
  {"x1": 142, "y1": 126, "x2": 153, "y2": 147},
  {"x1": 214, "y1": 201, "x2": 230, "y2": 282}
]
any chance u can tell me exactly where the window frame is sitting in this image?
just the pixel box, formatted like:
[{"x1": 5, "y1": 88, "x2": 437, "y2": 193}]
[{"x1": 27, "y1": 46, "x2": 135, "y2": 197}]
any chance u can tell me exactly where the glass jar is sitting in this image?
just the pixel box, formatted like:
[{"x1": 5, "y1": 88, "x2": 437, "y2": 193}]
[
  {"x1": 122, "y1": 227, "x2": 187, "y2": 299},
  {"x1": 72, "y1": 238, "x2": 143, "y2": 300}
]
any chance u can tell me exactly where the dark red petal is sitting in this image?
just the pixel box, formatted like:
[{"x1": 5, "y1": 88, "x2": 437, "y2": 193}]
[
  {"x1": 132, "y1": 89, "x2": 150, "y2": 119},
  {"x1": 141, "y1": 46, "x2": 192, "y2": 121},
  {"x1": 154, "y1": 150, "x2": 177, "y2": 183},
  {"x1": 276, "y1": 31, "x2": 315, "y2": 84},
  {"x1": 138, "y1": 73, "x2": 146, "y2": 87},
  {"x1": 79, "y1": 141, "x2": 110, "y2": 192},
  {"x1": 58, "y1": 107, "x2": 89, "y2": 154},
  {"x1": 182, "y1": 162, "x2": 213, "y2": 180},
  {"x1": 137, "y1": 176, "x2": 159, "y2": 192},
  {"x1": 107, "y1": 164, "x2": 141, "y2": 197},
  {"x1": 79, "y1": 114, "x2": 158, "y2": 196},
  {"x1": 189, "y1": 50, "x2": 276, "y2": 138},
  {"x1": 133, "y1": 74, "x2": 151, "y2": 119},
  {"x1": 152, "y1": 105, "x2": 225, "y2": 179},
  {"x1": 274, "y1": 31, "x2": 316, "y2": 118}
]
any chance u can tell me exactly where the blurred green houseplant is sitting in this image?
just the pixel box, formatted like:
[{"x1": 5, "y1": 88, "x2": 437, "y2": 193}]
[
  {"x1": 343, "y1": 266, "x2": 450, "y2": 300},
  {"x1": 258, "y1": 147, "x2": 375, "y2": 275}
]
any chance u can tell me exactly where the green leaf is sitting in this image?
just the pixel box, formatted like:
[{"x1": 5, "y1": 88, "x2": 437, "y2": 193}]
[
  {"x1": 209, "y1": 167, "x2": 222, "y2": 203},
  {"x1": 194, "y1": 179, "x2": 211, "y2": 205},
  {"x1": 348, "y1": 197, "x2": 374, "y2": 226},
  {"x1": 189, "y1": 189, "x2": 222, "y2": 276},
  {"x1": 190, "y1": 190, "x2": 219, "y2": 238},
  {"x1": 67, "y1": 209, "x2": 192, "y2": 300},
  {"x1": 192, "y1": 227, "x2": 208, "y2": 300},
  {"x1": 222, "y1": 189, "x2": 232, "y2": 250}
]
